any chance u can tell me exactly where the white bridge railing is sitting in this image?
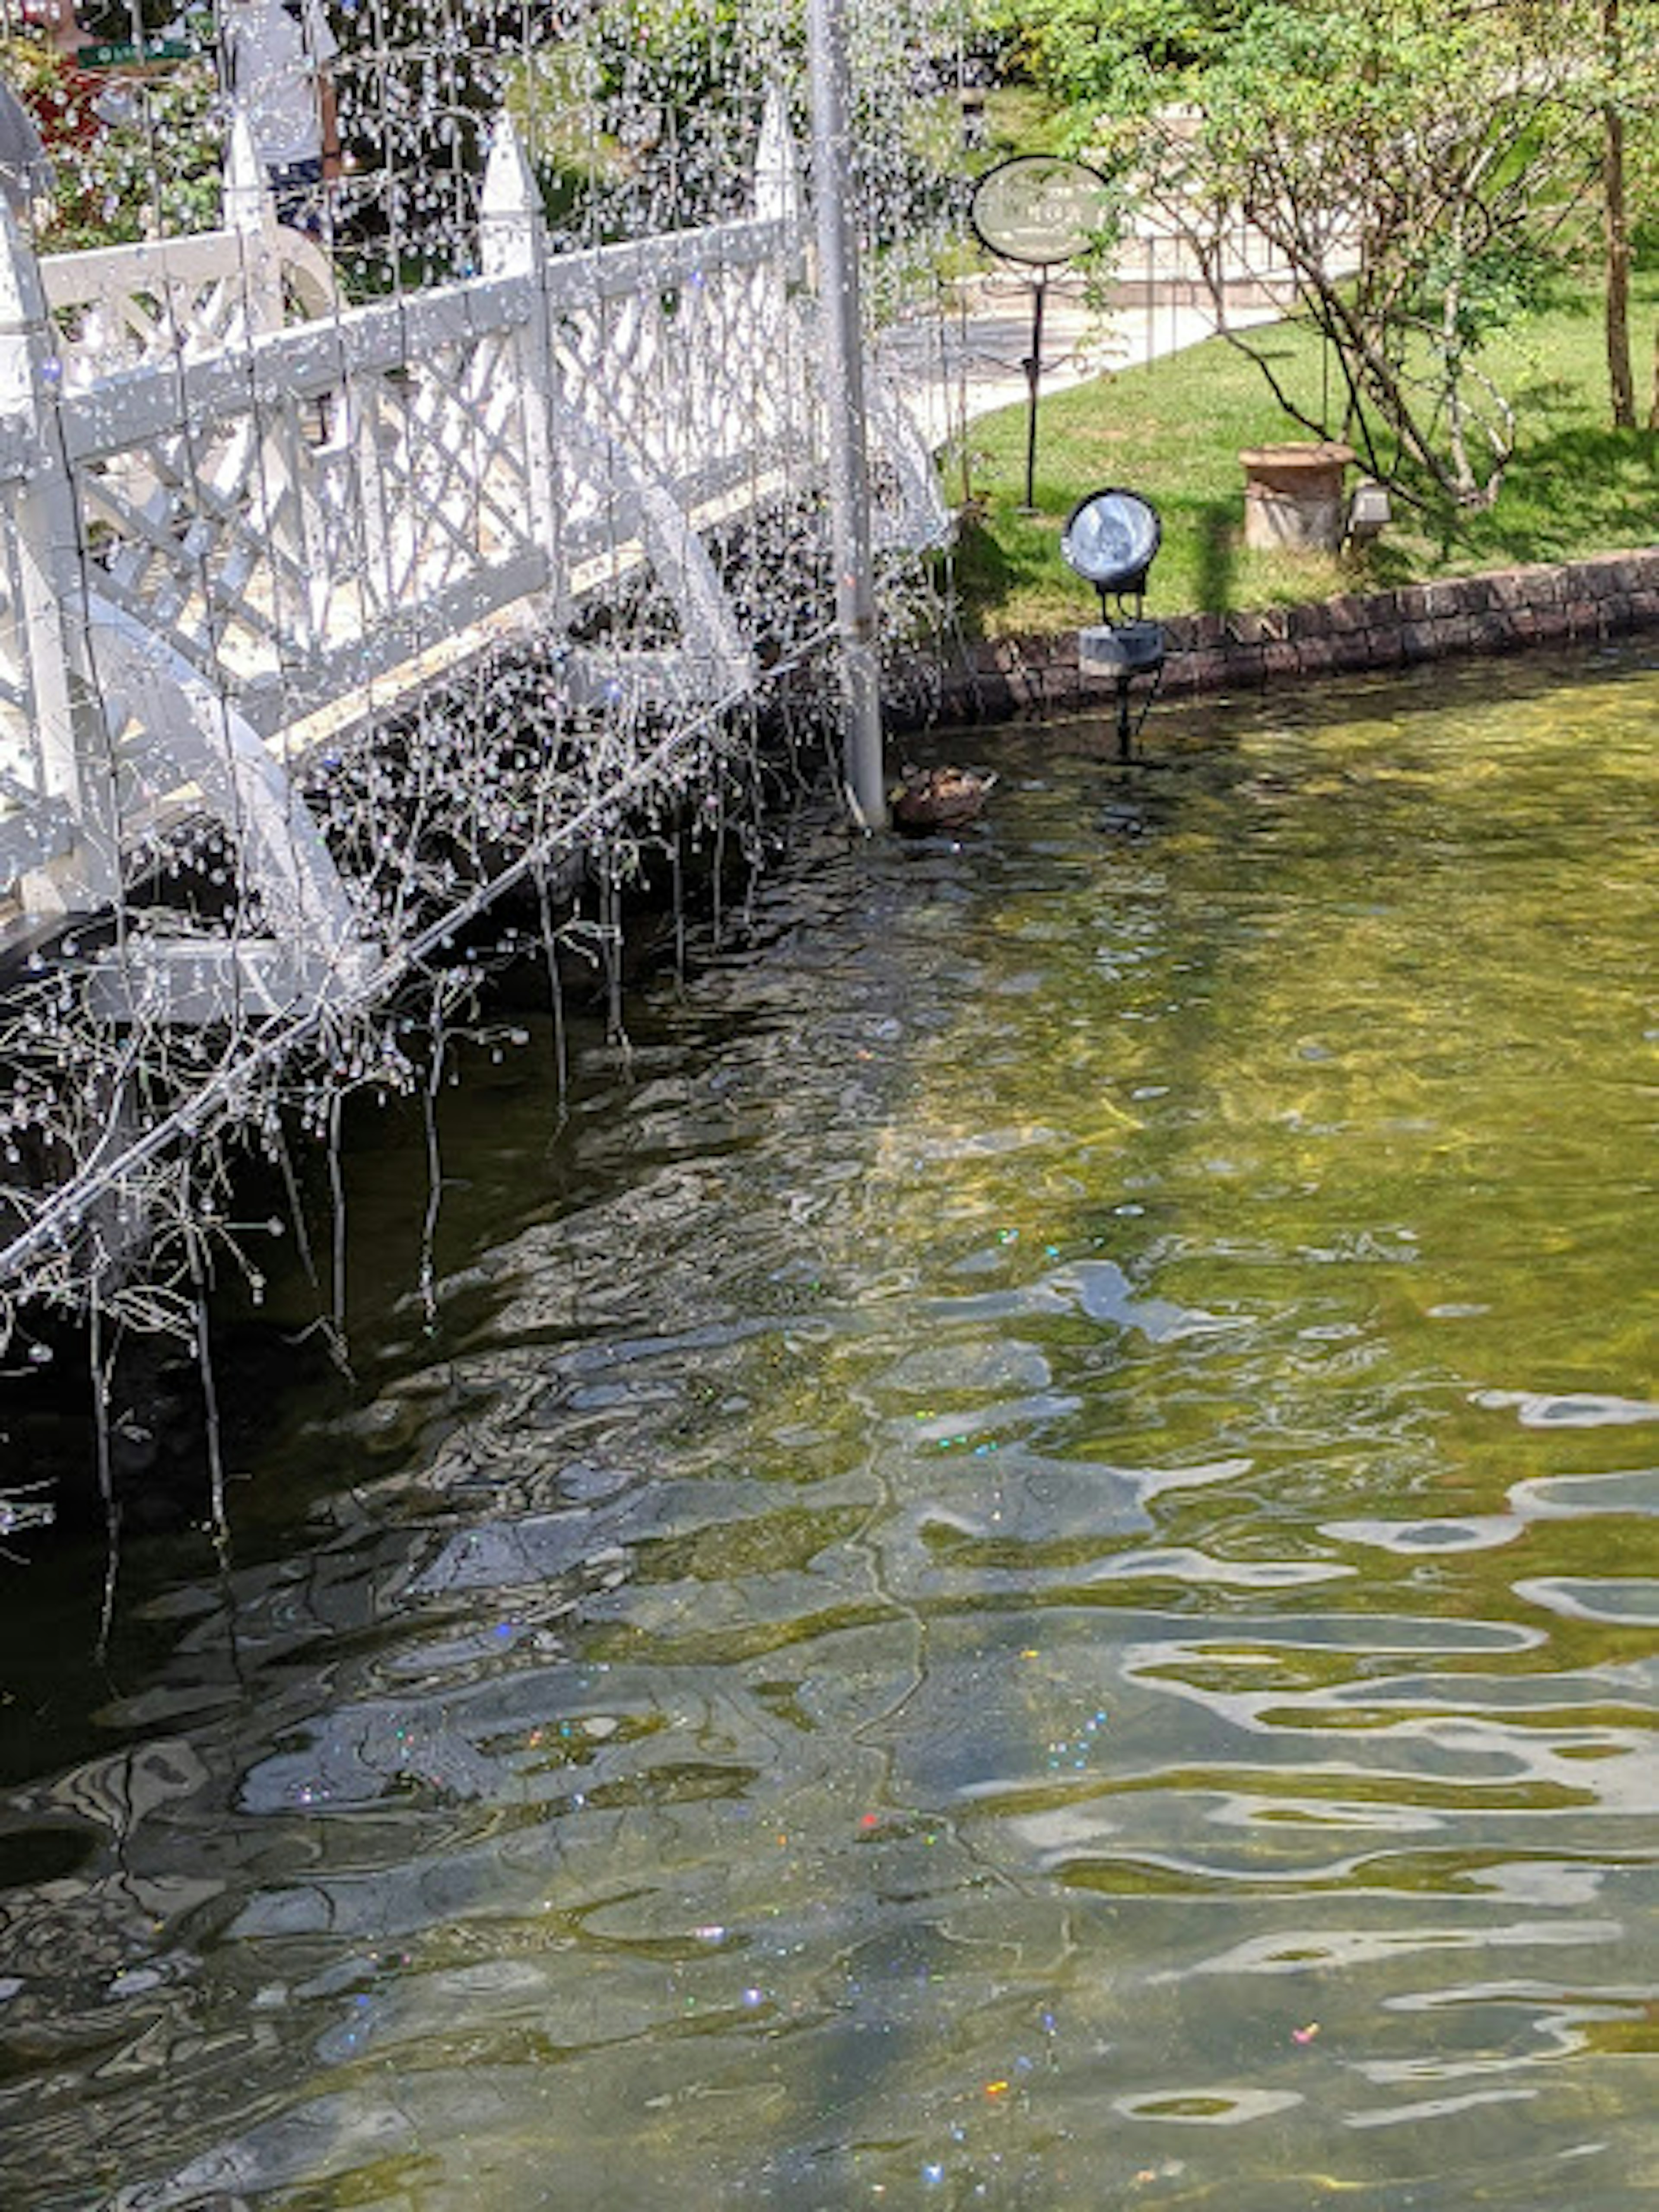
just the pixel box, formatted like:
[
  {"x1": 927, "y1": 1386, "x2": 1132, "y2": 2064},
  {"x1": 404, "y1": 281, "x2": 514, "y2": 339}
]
[{"x1": 0, "y1": 99, "x2": 944, "y2": 1026}]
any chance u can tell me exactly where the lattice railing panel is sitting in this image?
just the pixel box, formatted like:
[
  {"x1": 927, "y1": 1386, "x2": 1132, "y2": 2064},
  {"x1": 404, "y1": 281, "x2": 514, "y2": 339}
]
[
  {"x1": 551, "y1": 240, "x2": 816, "y2": 513},
  {"x1": 54, "y1": 274, "x2": 258, "y2": 383},
  {"x1": 356, "y1": 330, "x2": 540, "y2": 603},
  {"x1": 84, "y1": 412, "x2": 333, "y2": 695},
  {"x1": 57, "y1": 294, "x2": 554, "y2": 742},
  {"x1": 43, "y1": 227, "x2": 338, "y2": 385}
]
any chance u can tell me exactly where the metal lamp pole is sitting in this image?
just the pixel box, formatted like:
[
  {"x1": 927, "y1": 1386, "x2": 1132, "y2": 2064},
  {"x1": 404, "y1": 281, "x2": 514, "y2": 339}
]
[{"x1": 806, "y1": 0, "x2": 888, "y2": 830}]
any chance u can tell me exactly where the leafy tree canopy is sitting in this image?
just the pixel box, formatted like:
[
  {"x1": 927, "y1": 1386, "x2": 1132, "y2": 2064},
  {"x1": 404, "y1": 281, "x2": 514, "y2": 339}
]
[
  {"x1": 994, "y1": 0, "x2": 1659, "y2": 512},
  {"x1": 983, "y1": 0, "x2": 1247, "y2": 98}
]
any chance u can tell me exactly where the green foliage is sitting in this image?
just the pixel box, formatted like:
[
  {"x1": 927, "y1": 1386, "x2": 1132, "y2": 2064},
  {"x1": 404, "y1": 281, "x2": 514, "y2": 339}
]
[
  {"x1": 992, "y1": 0, "x2": 1659, "y2": 438},
  {"x1": 985, "y1": 0, "x2": 1240, "y2": 99},
  {"x1": 1, "y1": 34, "x2": 222, "y2": 247},
  {"x1": 1410, "y1": 239, "x2": 1562, "y2": 369},
  {"x1": 509, "y1": 0, "x2": 967, "y2": 265},
  {"x1": 512, "y1": 0, "x2": 750, "y2": 180},
  {"x1": 1145, "y1": 4, "x2": 1614, "y2": 505}
]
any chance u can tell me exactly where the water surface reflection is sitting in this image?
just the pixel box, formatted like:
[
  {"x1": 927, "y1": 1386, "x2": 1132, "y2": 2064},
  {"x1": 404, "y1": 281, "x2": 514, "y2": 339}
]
[{"x1": 2, "y1": 651, "x2": 1656, "y2": 2209}]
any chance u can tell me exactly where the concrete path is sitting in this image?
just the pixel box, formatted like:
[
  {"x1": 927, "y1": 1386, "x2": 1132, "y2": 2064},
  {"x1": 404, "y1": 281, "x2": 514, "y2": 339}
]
[{"x1": 882, "y1": 227, "x2": 1316, "y2": 450}]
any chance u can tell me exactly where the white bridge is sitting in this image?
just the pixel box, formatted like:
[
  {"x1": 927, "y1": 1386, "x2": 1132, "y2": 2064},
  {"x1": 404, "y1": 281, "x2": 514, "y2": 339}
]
[
  {"x1": 0, "y1": 98, "x2": 944, "y2": 1022},
  {"x1": 0, "y1": 100, "x2": 947, "y2": 1306}
]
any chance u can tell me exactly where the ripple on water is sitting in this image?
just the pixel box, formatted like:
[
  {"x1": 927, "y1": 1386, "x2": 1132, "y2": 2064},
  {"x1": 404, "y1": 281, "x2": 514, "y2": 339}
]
[{"x1": 3, "y1": 656, "x2": 1657, "y2": 2211}]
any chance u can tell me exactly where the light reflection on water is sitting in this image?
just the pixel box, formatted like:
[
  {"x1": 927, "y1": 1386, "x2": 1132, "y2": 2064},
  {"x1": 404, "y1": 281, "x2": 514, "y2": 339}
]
[{"x1": 1, "y1": 650, "x2": 1656, "y2": 2209}]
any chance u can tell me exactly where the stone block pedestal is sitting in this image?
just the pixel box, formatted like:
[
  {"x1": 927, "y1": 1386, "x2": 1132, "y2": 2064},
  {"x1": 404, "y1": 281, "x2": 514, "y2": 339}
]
[{"x1": 1240, "y1": 442, "x2": 1355, "y2": 551}]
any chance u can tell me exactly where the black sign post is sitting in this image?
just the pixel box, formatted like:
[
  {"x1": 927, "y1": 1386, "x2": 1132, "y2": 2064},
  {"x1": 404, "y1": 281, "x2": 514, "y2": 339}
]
[{"x1": 969, "y1": 156, "x2": 1112, "y2": 512}]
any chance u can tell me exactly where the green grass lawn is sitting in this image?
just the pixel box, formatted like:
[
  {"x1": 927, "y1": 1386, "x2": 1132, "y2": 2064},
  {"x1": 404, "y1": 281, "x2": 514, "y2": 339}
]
[{"x1": 943, "y1": 268, "x2": 1659, "y2": 637}]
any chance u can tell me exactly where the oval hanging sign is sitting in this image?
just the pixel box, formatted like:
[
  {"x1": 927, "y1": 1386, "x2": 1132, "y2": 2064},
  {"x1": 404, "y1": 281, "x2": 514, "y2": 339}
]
[{"x1": 969, "y1": 155, "x2": 1112, "y2": 269}]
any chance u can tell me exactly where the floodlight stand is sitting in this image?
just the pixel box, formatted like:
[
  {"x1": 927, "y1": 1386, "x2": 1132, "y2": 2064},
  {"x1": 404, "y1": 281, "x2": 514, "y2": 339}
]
[
  {"x1": 807, "y1": 0, "x2": 888, "y2": 830},
  {"x1": 1077, "y1": 588, "x2": 1166, "y2": 761}
]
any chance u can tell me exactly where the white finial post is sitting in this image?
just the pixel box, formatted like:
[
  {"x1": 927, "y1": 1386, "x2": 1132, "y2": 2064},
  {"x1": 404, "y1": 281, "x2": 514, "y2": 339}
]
[
  {"x1": 222, "y1": 109, "x2": 273, "y2": 234},
  {"x1": 753, "y1": 84, "x2": 803, "y2": 228},
  {"x1": 223, "y1": 108, "x2": 283, "y2": 332},
  {"x1": 480, "y1": 112, "x2": 564, "y2": 617},
  {"x1": 480, "y1": 111, "x2": 545, "y2": 280}
]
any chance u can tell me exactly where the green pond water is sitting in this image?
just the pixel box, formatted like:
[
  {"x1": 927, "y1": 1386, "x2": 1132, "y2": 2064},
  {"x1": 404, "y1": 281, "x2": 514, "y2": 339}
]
[{"x1": 0, "y1": 648, "x2": 1656, "y2": 2209}]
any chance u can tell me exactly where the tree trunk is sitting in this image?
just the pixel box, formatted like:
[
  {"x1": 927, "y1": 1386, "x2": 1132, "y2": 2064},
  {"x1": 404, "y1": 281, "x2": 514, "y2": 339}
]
[
  {"x1": 1604, "y1": 1, "x2": 1637, "y2": 428},
  {"x1": 1604, "y1": 107, "x2": 1635, "y2": 426},
  {"x1": 1443, "y1": 275, "x2": 1480, "y2": 501}
]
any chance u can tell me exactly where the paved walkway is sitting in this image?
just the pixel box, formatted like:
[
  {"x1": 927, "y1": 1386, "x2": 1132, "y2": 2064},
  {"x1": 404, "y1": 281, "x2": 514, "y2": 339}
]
[{"x1": 883, "y1": 226, "x2": 1314, "y2": 449}]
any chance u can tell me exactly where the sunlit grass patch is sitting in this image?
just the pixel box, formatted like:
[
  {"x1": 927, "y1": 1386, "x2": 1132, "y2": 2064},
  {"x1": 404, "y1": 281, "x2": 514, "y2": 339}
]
[{"x1": 943, "y1": 267, "x2": 1659, "y2": 637}]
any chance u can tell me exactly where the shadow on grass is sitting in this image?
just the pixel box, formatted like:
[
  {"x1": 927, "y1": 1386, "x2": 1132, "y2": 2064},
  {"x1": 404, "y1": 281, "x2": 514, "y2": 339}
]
[
  {"x1": 1463, "y1": 423, "x2": 1659, "y2": 567},
  {"x1": 1511, "y1": 377, "x2": 1582, "y2": 411},
  {"x1": 945, "y1": 507, "x2": 1086, "y2": 638},
  {"x1": 1189, "y1": 497, "x2": 1237, "y2": 616},
  {"x1": 1314, "y1": 419, "x2": 1656, "y2": 591}
]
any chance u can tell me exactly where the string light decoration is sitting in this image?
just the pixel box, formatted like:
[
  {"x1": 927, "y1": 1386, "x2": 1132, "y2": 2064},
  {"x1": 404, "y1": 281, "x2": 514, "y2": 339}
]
[{"x1": 0, "y1": 0, "x2": 970, "y2": 1502}]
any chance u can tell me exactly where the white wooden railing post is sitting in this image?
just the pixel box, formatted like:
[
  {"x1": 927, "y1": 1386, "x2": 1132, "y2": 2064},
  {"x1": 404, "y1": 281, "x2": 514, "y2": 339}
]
[
  {"x1": 480, "y1": 114, "x2": 568, "y2": 630},
  {"x1": 0, "y1": 201, "x2": 118, "y2": 913},
  {"x1": 222, "y1": 107, "x2": 285, "y2": 335},
  {"x1": 224, "y1": 108, "x2": 323, "y2": 656},
  {"x1": 753, "y1": 83, "x2": 804, "y2": 227}
]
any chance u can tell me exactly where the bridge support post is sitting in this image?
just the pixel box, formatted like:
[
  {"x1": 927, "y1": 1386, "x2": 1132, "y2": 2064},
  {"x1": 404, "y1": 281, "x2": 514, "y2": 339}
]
[
  {"x1": 807, "y1": 0, "x2": 887, "y2": 830},
  {"x1": 0, "y1": 202, "x2": 120, "y2": 915}
]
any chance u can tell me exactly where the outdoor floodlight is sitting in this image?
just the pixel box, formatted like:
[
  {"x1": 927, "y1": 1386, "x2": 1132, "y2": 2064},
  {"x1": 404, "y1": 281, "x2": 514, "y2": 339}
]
[
  {"x1": 1344, "y1": 476, "x2": 1392, "y2": 551},
  {"x1": 1062, "y1": 487, "x2": 1166, "y2": 760},
  {"x1": 1060, "y1": 487, "x2": 1162, "y2": 601}
]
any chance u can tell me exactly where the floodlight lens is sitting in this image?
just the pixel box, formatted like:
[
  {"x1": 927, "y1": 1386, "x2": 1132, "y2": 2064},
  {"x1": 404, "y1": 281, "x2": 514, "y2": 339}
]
[{"x1": 1061, "y1": 490, "x2": 1161, "y2": 591}]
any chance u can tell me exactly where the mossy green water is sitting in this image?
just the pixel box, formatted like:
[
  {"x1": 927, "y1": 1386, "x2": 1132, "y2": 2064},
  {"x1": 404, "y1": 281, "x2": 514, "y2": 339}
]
[{"x1": 0, "y1": 649, "x2": 1653, "y2": 2209}]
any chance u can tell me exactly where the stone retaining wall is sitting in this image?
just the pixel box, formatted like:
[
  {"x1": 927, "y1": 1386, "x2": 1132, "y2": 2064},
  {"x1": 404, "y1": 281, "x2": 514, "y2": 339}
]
[{"x1": 928, "y1": 548, "x2": 1659, "y2": 724}]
